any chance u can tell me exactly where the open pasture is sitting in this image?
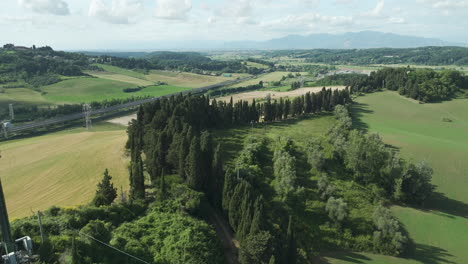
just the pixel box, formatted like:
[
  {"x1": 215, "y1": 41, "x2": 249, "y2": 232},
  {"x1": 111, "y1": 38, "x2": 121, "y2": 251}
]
[
  {"x1": 323, "y1": 90, "x2": 468, "y2": 264},
  {"x1": 0, "y1": 123, "x2": 129, "y2": 219}
]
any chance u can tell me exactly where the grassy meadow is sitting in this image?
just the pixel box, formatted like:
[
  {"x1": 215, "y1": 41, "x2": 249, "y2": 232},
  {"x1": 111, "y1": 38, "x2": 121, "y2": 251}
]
[
  {"x1": 0, "y1": 122, "x2": 129, "y2": 219},
  {"x1": 323, "y1": 91, "x2": 468, "y2": 263},
  {"x1": 42, "y1": 77, "x2": 190, "y2": 103},
  {"x1": 0, "y1": 64, "x2": 246, "y2": 108}
]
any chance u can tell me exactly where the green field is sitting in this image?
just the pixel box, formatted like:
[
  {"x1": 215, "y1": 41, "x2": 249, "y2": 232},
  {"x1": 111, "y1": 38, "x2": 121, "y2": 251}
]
[
  {"x1": 0, "y1": 87, "x2": 52, "y2": 106},
  {"x1": 0, "y1": 122, "x2": 129, "y2": 219},
  {"x1": 42, "y1": 77, "x2": 190, "y2": 103},
  {"x1": 215, "y1": 113, "x2": 336, "y2": 168},
  {"x1": 0, "y1": 64, "x2": 249, "y2": 108},
  {"x1": 95, "y1": 64, "x2": 249, "y2": 88},
  {"x1": 324, "y1": 91, "x2": 468, "y2": 263}
]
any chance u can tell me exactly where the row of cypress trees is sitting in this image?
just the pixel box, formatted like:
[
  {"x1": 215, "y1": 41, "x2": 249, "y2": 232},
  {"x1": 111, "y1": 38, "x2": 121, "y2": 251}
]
[{"x1": 125, "y1": 87, "x2": 350, "y2": 262}]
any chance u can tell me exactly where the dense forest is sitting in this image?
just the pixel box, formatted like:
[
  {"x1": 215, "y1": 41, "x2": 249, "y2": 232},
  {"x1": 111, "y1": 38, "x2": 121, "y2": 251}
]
[
  {"x1": 97, "y1": 51, "x2": 268, "y2": 75},
  {"x1": 0, "y1": 44, "x2": 88, "y2": 87},
  {"x1": 269, "y1": 47, "x2": 468, "y2": 66},
  {"x1": 348, "y1": 67, "x2": 468, "y2": 102}
]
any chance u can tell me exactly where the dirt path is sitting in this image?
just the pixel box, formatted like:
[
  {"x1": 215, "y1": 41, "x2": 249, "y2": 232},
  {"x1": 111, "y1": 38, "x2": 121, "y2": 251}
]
[
  {"x1": 217, "y1": 86, "x2": 346, "y2": 103},
  {"x1": 107, "y1": 114, "x2": 136, "y2": 126},
  {"x1": 206, "y1": 205, "x2": 239, "y2": 264}
]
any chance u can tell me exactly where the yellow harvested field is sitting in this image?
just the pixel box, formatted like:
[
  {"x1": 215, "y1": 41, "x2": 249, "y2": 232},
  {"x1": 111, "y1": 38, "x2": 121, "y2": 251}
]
[
  {"x1": 87, "y1": 72, "x2": 155, "y2": 86},
  {"x1": 228, "y1": 71, "x2": 308, "y2": 88},
  {"x1": 0, "y1": 129, "x2": 129, "y2": 219},
  {"x1": 217, "y1": 86, "x2": 346, "y2": 102},
  {"x1": 145, "y1": 70, "x2": 249, "y2": 88}
]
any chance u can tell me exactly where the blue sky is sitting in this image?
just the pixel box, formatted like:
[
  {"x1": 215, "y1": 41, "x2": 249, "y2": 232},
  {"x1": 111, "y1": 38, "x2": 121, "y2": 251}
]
[{"x1": 1, "y1": 0, "x2": 467, "y2": 49}]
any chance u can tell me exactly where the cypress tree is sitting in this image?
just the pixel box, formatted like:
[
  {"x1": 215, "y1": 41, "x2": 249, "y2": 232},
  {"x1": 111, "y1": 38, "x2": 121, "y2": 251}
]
[
  {"x1": 222, "y1": 169, "x2": 235, "y2": 213},
  {"x1": 211, "y1": 143, "x2": 224, "y2": 207},
  {"x1": 238, "y1": 203, "x2": 252, "y2": 241},
  {"x1": 272, "y1": 100, "x2": 278, "y2": 121},
  {"x1": 178, "y1": 137, "x2": 188, "y2": 179},
  {"x1": 249, "y1": 195, "x2": 265, "y2": 235},
  {"x1": 129, "y1": 153, "x2": 145, "y2": 200},
  {"x1": 187, "y1": 136, "x2": 202, "y2": 190},
  {"x1": 229, "y1": 181, "x2": 247, "y2": 231},
  {"x1": 304, "y1": 92, "x2": 312, "y2": 113},
  {"x1": 92, "y1": 169, "x2": 117, "y2": 207},
  {"x1": 200, "y1": 131, "x2": 213, "y2": 191},
  {"x1": 278, "y1": 98, "x2": 284, "y2": 120},
  {"x1": 226, "y1": 97, "x2": 234, "y2": 125},
  {"x1": 284, "y1": 99, "x2": 290, "y2": 119}
]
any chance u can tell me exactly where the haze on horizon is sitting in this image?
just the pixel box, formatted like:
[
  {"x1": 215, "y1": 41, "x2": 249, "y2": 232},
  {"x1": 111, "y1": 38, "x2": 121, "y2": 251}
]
[{"x1": 1, "y1": 0, "x2": 468, "y2": 50}]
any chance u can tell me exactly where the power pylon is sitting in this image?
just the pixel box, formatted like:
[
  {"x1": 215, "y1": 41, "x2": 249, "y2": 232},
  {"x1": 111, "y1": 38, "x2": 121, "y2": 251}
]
[
  {"x1": 82, "y1": 104, "x2": 92, "y2": 131},
  {"x1": 8, "y1": 104, "x2": 14, "y2": 120}
]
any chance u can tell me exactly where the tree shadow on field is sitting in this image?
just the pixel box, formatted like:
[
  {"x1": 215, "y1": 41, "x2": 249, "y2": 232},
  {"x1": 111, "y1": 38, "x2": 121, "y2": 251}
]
[
  {"x1": 406, "y1": 243, "x2": 456, "y2": 264},
  {"x1": 350, "y1": 102, "x2": 373, "y2": 132},
  {"x1": 417, "y1": 192, "x2": 468, "y2": 219},
  {"x1": 313, "y1": 252, "x2": 372, "y2": 264}
]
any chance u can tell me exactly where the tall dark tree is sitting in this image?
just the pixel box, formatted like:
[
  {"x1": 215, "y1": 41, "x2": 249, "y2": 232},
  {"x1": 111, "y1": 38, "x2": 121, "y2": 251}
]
[
  {"x1": 92, "y1": 169, "x2": 117, "y2": 207},
  {"x1": 129, "y1": 152, "x2": 145, "y2": 200},
  {"x1": 249, "y1": 196, "x2": 265, "y2": 235},
  {"x1": 211, "y1": 143, "x2": 224, "y2": 207},
  {"x1": 283, "y1": 99, "x2": 290, "y2": 119},
  {"x1": 187, "y1": 136, "x2": 203, "y2": 190},
  {"x1": 200, "y1": 131, "x2": 213, "y2": 190}
]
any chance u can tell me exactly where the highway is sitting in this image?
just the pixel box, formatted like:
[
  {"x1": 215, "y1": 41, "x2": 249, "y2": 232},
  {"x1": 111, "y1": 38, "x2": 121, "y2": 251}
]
[{"x1": 8, "y1": 75, "x2": 255, "y2": 134}]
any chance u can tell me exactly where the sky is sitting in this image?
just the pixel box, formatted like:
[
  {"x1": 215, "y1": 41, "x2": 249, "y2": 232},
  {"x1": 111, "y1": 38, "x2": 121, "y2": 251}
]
[{"x1": 1, "y1": 0, "x2": 467, "y2": 50}]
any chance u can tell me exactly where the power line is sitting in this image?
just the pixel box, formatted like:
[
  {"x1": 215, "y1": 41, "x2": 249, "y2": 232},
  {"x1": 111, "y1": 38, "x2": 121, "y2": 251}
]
[
  {"x1": 77, "y1": 231, "x2": 152, "y2": 264},
  {"x1": 44, "y1": 215, "x2": 152, "y2": 264}
]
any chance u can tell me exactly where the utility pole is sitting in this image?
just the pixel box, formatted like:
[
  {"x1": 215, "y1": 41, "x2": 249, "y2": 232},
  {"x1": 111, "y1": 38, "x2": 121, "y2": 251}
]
[
  {"x1": 82, "y1": 104, "x2": 92, "y2": 131},
  {"x1": 2, "y1": 124, "x2": 7, "y2": 139},
  {"x1": 37, "y1": 211, "x2": 45, "y2": 243},
  {"x1": 0, "y1": 177, "x2": 14, "y2": 252},
  {"x1": 8, "y1": 104, "x2": 14, "y2": 120}
]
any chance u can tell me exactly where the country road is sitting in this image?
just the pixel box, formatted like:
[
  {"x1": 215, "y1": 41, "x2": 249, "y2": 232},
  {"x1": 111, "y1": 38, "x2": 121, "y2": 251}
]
[{"x1": 206, "y1": 204, "x2": 239, "y2": 264}]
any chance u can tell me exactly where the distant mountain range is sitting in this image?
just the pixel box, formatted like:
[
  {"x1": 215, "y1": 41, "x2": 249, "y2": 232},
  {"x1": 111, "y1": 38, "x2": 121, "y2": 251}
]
[
  {"x1": 75, "y1": 31, "x2": 467, "y2": 53},
  {"x1": 222, "y1": 31, "x2": 465, "y2": 50}
]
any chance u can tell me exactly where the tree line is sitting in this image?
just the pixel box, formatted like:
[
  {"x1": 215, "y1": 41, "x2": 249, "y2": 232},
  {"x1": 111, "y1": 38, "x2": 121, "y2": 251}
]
[
  {"x1": 349, "y1": 67, "x2": 467, "y2": 102},
  {"x1": 270, "y1": 47, "x2": 468, "y2": 66},
  {"x1": 124, "y1": 87, "x2": 350, "y2": 263}
]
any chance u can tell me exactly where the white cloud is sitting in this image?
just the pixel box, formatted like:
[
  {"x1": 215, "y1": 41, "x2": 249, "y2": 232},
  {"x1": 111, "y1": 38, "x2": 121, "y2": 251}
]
[
  {"x1": 18, "y1": 0, "x2": 69, "y2": 15},
  {"x1": 363, "y1": 0, "x2": 385, "y2": 17},
  {"x1": 335, "y1": 0, "x2": 354, "y2": 4},
  {"x1": 88, "y1": 0, "x2": 143, "y2": 24},
  {"x1": 417, "y1": 0, "x2": 468, "y2": 8},
  {"x1": 388, "y1": 16, "x2": 406, "y2": 24},
  {"x1": 155, "y1": 0, "x2": 192, "y2": 20},
  {"x1": 260, "y1": 13, "x2": 353, "y2": 31},
  {"x1": 299, "y1": 0, "x2": 320, "y2": 6}
]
